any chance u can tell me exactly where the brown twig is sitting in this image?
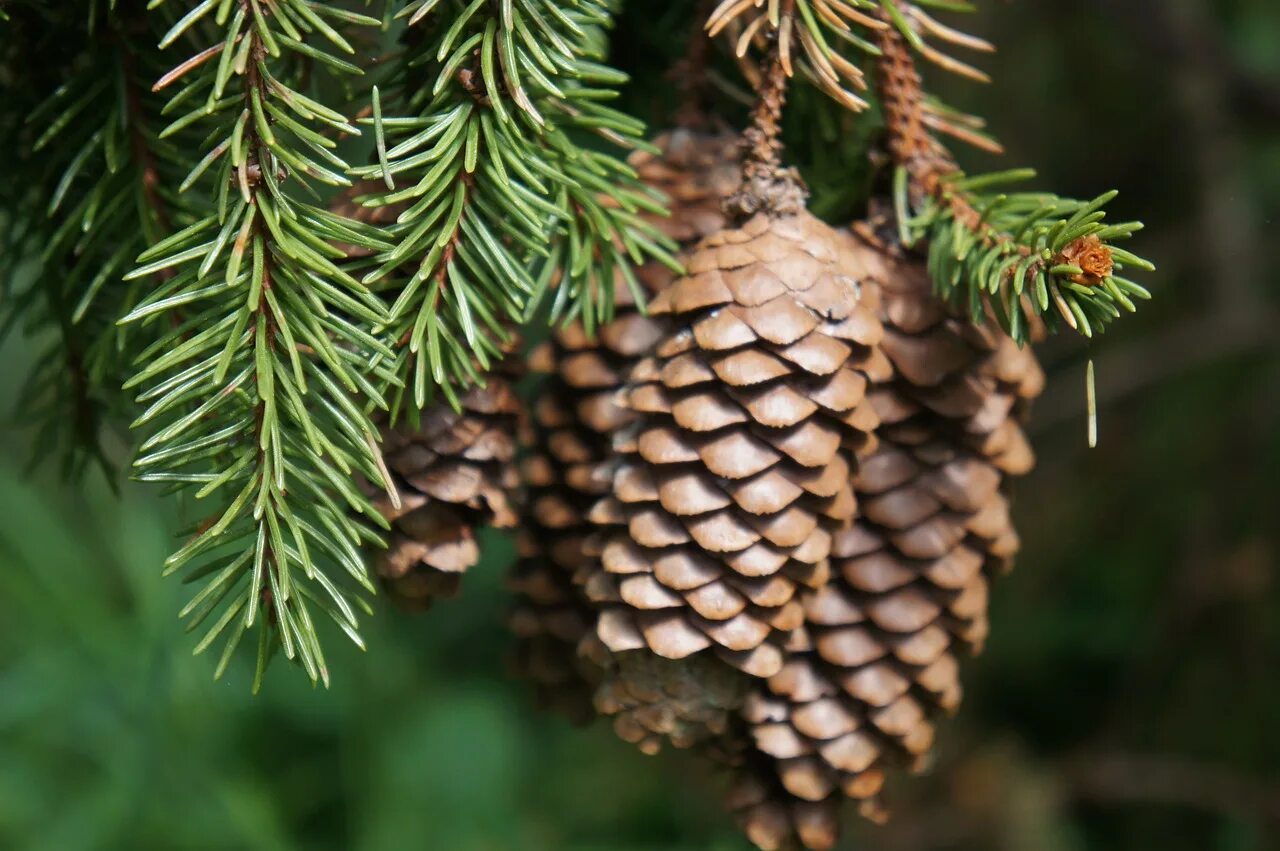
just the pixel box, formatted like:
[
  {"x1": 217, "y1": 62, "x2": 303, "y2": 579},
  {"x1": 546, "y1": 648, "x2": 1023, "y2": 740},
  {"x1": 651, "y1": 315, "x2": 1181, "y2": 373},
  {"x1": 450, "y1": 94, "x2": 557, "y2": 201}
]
[
  {"x1": 875, "y1": 17, "x2": 954, "y2": 198},
  {"x1": 725, "y1": 13, "x2": 806, "y2": 219},
  {"x1": 234, "y1": 23, "x2": 285, "y2": 626},
  {"x1": 115, "y1": 26, "x2": 171, "y2": 237},
  {"x1": 740, "y1": 43, "x2": 787, "y2": 181},
  {"x1": 874, "y1": 19, "x2": 1112, "y2": 305}
]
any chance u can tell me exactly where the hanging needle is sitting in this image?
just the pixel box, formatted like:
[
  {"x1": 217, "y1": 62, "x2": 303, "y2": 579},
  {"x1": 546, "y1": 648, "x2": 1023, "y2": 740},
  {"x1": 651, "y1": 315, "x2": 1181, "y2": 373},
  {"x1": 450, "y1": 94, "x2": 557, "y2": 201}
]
[{"x1": 1086, "y1": 358, "x2": 1097, "y2": 448}]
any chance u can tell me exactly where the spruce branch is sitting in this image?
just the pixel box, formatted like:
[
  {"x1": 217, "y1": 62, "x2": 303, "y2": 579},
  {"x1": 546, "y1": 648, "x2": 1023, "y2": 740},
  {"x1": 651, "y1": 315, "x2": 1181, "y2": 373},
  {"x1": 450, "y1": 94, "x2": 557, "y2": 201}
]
[
  {"x1": 873, "y1": 16, "x2": 1154, "y2": 342},
  {"x1": 706, "y1": 0, "x2": 1154, "y2": 339},
  {"x1": 354, "y1": 0, "x2": 678, "y2": 409},
  {"x1": 0, "y1": 2, "x2": 198, "y2": 475},
  {"x1": 121, "y1": 0, "x2": 394, "y2": 688}
]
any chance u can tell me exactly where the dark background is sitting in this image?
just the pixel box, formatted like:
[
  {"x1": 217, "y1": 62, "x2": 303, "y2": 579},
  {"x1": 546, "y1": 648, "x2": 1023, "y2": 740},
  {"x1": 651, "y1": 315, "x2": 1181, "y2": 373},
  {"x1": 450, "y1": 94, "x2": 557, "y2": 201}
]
[{"x1": 2, "y1": 1, "x2": 1278, "y2": 849}]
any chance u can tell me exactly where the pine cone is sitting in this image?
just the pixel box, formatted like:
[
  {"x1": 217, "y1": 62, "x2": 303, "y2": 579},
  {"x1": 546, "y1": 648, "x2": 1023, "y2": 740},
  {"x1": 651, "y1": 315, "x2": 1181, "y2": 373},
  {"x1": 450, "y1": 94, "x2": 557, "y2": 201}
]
[
  {"x1": 507, "y1": 503, "x2": 601, "y2": 722},
  {"x1": 340, "y1": 182, "x2": 526, "y2": 611},
  {"x1": 506, "y1": 366, "x2": 611, "y2": 723},
  {"x1": 582, "y1": 210, "x2": 887, "y2": 750},
  {"x1": 374, "y1": 353, "x2": 524, "y2": 611},
  {"x1": 742, "y1": 227, "x2": 1044, "y2": 824},
  {"x1": 507, "y1": 130, "x2": 741, "y2": 718},
  {"x1": 840, "y1": 225, "x2": 1043, "y2": 652}
]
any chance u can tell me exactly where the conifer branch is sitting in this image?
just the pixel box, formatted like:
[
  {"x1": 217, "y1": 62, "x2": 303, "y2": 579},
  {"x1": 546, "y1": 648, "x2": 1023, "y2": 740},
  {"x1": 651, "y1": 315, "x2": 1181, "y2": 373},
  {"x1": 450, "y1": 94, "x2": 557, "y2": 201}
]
[
  {"x1": 706, "y1": 1, "x2": 1154, "y2": 340},
  {"x1": 354, "y1": 0, "x2": 678, "y2": 409},
  {"x1": 874, "y1": 15, "x2": 1154, "y2": 342},
  {"x1": 120, "y1": 0, "x2": 395, "y2": 688},
  {"x1": 0, "y1": 2, "x2": 195, "y2": 474},
  {"x1": 705, "y1": 1, "x2": 1003, "y2": 150},
  {"x1": 0, "y1": 0, "x2": 1163, "y2": 701}
]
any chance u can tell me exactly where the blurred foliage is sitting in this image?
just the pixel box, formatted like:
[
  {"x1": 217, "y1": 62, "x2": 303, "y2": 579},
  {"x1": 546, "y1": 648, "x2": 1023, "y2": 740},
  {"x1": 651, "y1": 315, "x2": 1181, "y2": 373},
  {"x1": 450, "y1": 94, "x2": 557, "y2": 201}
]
[{"x1": 2, "y1": 0, "x2": 1279, "y2": 849}]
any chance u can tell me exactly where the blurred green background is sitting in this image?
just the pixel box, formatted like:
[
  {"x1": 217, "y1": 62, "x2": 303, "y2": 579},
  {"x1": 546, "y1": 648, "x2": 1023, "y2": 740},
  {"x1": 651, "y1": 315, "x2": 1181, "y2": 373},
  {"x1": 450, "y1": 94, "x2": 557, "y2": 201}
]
[{"x1": 2, "y1": 1, "x2": 1279, "y2": 849}]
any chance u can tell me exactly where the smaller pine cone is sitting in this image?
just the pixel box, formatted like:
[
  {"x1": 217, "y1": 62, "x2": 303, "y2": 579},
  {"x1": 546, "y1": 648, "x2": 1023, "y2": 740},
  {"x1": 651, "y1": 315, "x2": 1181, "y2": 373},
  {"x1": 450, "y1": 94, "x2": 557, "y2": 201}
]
[
  {"x1": 847, "y1": 226, "x2": 1044, "y2": 656},
  {"x1": 506, "y1": 376, "x2": 606, "y2": 722},
  {"x1": 741, "y1": 634, "x2": 893, "y2": 814},
  {"x1": 742, "y1": 229, "x2": 1047, "y2": 821},
  {"x1": 507, "y1": 530, "x2": 600, "y2": 723},
  {"x1": 627, "y1": 128, "x2": 743, "y2": 245},
  {"x1": 794, "y1": 234, "x2": 1044, "y2": 762},
  {"x1": 374, "y1": 354, "x2": 524, "y2": 611}
]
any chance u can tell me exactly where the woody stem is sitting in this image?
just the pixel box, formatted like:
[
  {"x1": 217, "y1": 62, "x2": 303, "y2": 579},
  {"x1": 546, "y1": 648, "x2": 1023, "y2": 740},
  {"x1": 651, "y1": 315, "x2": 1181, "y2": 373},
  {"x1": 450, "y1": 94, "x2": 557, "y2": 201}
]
[{"x1": 726, "y1": 24, "x2": 806, "y2": 219}]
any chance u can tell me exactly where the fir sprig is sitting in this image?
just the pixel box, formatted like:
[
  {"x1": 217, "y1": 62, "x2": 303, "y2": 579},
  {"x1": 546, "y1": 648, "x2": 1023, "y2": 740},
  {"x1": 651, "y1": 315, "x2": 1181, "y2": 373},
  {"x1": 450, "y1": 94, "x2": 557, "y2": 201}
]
[
  {"x1": 355, "y1": 0, "x2": 678, "y2": 410},
  {"x1": 0, "y1": 2, "x2": 197, "y2": 475},
  {"x1": 705, "y1": 0, "x2": 1153, "y2": 341},
  {"x1": 0, "y1": 0, "x2": 1160, "y2": 697},
  {"x1": 872, "y1": 13, "x2": 1154, "y2": 342},
  {"x1": 900, "y1": 173, "x2": 1154, "y2": 341},
  {"x1": 121, "y1": 0, "x2": 394, "y2": 688}
]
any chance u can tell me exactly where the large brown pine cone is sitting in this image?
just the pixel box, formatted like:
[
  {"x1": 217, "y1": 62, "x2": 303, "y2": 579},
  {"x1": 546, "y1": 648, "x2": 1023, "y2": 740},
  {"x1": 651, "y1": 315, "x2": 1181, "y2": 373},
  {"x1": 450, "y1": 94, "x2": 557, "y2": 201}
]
[
  {"x1": 740, "y1": 228, "x2": 1045, "y2": 838},
  {"x1": 507, "y1": 130, "x2": 741, "y2": 719},
  {"x1": 581, "y1": 211, "x2": 887, "y2": 751},
  {"x1": 373, "y1": 353, "x2": 524, "y2": 611}
]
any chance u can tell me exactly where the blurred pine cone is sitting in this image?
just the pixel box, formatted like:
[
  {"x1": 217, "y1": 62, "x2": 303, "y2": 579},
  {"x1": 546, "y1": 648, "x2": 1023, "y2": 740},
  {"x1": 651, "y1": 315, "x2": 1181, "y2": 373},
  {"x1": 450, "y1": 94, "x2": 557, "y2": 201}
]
[
  {"x1": 373, "y1": 351, "x2": 525, "y2": 611},
  {"x1": 337, "y1": 182, "x2": 527, "y2": 612}
]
